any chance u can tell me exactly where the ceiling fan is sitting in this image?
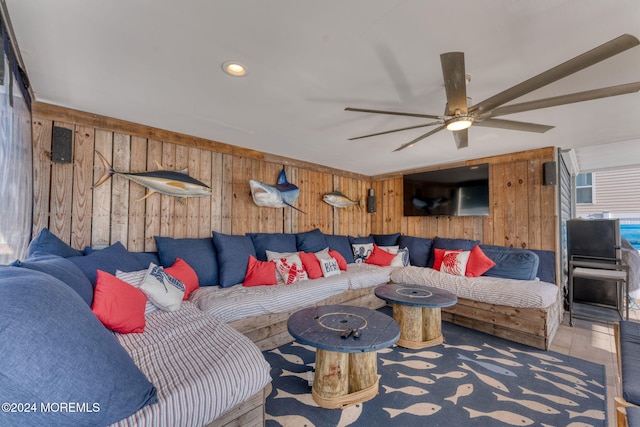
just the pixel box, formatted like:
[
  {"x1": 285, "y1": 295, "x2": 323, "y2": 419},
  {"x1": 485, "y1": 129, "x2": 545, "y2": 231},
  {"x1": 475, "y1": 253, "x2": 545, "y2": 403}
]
[{"x1": 346, "y1": 34, "x2": 640, "y2": 152}]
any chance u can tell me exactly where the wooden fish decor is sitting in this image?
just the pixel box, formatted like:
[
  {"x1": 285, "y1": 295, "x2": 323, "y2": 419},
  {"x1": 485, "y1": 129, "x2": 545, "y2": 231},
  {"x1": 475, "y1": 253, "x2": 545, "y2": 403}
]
[{"x1": 93, "y1": 151, "x2": 212, "y2": 203}]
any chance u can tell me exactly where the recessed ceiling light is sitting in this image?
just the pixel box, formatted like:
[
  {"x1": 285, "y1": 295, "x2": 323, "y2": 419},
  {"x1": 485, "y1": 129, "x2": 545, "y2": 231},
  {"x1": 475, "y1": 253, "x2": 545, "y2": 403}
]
[{"x1": 222, "y1": 61, "x2": 248, "y2": 77}]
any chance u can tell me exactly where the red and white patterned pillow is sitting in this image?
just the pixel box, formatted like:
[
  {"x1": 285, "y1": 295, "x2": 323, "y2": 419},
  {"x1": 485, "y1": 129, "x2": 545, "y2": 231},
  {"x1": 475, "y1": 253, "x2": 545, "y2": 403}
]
[
  {"x1": 266, "y1": 250, "x2": 309, "y2": 284},
  {"x1": 439, "y1": 250, "x2": 471, "y2": 276}
]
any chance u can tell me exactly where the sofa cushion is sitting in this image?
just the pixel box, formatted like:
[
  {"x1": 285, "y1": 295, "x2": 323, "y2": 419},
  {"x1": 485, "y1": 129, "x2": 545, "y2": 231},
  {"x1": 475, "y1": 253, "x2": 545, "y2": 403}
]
[
  {"x1": 68, "y1": 242, "x2": 147, "y2": 286},
  {"x1": 295, "y1": 228, "x2": 329, "y2": 253},
  {"x1": 398, "y1": 235, "x2": 433, "y2": 267},
  {"x1": 165, "y1": 258, "x2": 200, "y2": 300},
  {"x1": 371, "y1": 233, "x2": 401, "y2": 246},
  {"x1": 429, "y1": 237, "x2": 480, "y2": 267},
  {"x1": 390, "y1": 247, "x2": 410, "y2": 267},
  {"x1": 247, "y1": 232, "x2": 297, "y2": 261},
  {"x1": 132, "y1": 251, "x2": 161, "y2": 268},
  {"x1": 325, "y1": 234, "x2": 355, "y2": 264},
  {"x1": 91, "y1": 270, "x2": 148, "y2": 333},
  {"x1": 365, "y1": 244, "x2": 396, "y2": 267},
  {"x1": 243, "y1": 255, "x2": 278, "y2": 287},
  {"x1": 139, "y1": 264, "x2": 185, "y2": 311},
  {"x1": 25, "y1": 227, "x2": 83, "y2": 258},
  {"x1": 349, "y1": 235, "x2": 375, "y2": 245},
  {"x1": 13, "y1": 253, "x2": 94, "y2": 306},
  {"x1": 0, "y1": 267, "x2": 157, "y2": 426},
  {"x1": 267, "y1": 250, "x2": 308, "y2": 284},
  {"x1": 299, "y1": 250, "x2": 324, "y2": 279},
  {"x1": 435, "y1": 249, "x2": 471, "y2": 276},
  {"x1": 479, "y1": 244, "x2": 540, "y2": 281},
  {"x1": 212, "y1": 231, "x2": 256, "y2": 287},
  {"x1": 465, "y1": 245, "x2": 497, "y2": 277},
  {"x1": 329, "y1": 249, "x2": 348, "y2": 270},
  {"x1": 352, "y1": 242, "x2": 374, "y2": 263},
  {"x1": 620, "y1": 320, "x2": 640, "y2": 406},
  {"x1": 154, "y1": 236, "x2": 218, "y2": 287}
]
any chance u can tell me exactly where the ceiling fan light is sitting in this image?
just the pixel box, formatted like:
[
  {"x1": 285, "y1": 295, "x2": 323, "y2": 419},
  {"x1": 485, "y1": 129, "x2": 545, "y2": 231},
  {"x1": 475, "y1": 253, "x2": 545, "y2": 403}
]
[{"x1": 446, "y1": 116, "x2": 473, "y2": 131}]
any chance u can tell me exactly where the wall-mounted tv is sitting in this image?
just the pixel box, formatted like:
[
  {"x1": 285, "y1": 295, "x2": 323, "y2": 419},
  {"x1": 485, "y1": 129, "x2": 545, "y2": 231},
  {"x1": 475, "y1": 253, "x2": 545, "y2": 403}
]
[{"x1": 403, "y1": 163, "x2": 490, "y2": 217}]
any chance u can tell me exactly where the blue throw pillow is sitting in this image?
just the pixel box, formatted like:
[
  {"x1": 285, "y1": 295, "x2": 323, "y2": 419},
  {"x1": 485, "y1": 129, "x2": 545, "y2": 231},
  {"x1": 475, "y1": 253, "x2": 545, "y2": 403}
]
[
  {"x1": 68, "y1": 242, "x2": 147, "y2": 286},
  {"x1": 247, "y1": 232, "x2": 297, "y2": 262},
  {"x1": 479, "y1": 245, "x2": 540, "y2": 281},
  {"x1": 132, "y1": 251, "x2": 161, "y2": 269},
  {"x1": 371, "y1": 233, "x2": 401, "y2": 246},
  {"x1": 398, "y1": 235, "x2": 433, "y2": 267},
  {"x1": 213, "y1": 232, "x2": 256, "y2": 287},
  {"x1": 154, "y1": 236, "x2": 218, "y2": 287},
  {"x1": 0, "y1": 267, "x2": 157, "y2": 426},
  {"x1": 13, "y1": 253, "x2": 94, "y2": 306},
  {"x1": 325, "y1": 234, "x2": 355, "y2": 264},
  {"x1": 348, "y1": 235, "x2": 375, "y2": 245},
  {"x1": 429, "y1": 237, "x2": 480, "y2": 268},
  {"x1": 295, "y1": 229, "x2": 329, "y2": 253},
  {"x1": 26, "y1": 228, "x2": 83, "y2": 258}
]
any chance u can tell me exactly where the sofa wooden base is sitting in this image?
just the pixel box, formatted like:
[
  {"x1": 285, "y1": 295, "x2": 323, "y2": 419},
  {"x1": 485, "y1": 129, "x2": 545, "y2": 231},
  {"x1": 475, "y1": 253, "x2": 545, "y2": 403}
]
[
  {"x1": 206, "y1": 387, "x2": 267, "y2": 427},
  {"x1": 441, "y1": 295, "x2": 562, "y2": 350},
  {"x1": 229, "y1": 288, "x2": 386, "y2": 351}
]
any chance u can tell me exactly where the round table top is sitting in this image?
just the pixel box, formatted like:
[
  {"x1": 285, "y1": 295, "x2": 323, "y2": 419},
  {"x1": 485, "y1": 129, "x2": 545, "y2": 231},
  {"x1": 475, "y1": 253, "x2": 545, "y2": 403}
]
[
  {"x1": 287, "y1": 305, "x2": 400, "y2": 353},
  {"x1": 375, "y1": 283, "x2": 458, "y2": 308}
]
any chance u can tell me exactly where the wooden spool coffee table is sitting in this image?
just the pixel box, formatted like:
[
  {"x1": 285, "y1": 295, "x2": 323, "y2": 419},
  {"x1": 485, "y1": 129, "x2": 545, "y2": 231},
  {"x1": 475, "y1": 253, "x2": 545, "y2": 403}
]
[
  {"x1": 287, "y1": 304, "x2": 400, "y2": 409},
  {"x1": 375, "y1": 283, "x2": 457, "y2": 349}
]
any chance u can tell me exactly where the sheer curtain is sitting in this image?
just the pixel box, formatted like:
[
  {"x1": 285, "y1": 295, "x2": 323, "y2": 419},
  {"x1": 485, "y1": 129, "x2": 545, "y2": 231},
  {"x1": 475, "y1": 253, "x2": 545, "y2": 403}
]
[{"x1": 0, "y1": 27, "x2": 32, "y2": 264}]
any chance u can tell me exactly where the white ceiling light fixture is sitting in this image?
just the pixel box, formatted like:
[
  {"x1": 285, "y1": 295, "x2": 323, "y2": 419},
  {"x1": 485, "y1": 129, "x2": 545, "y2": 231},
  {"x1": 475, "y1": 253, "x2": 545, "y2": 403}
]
[
  {"x1": 445, "y1": 115, "x2": 473, "y2": 131},
  {"x1": 222, "y1": 61, "x2": 248, "y2": 77}
]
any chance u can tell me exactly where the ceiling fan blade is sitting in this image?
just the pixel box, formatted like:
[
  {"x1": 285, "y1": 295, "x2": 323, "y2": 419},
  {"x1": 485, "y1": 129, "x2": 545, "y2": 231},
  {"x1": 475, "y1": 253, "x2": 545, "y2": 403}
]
[
  {"x1": 393, "y1": 125, "x2": 447, "y2": 152},
  {"x1": 348, "y1": 121, "x2": 443, "y2": 140},
  {"x1": 474, "y1": 118, "x2": 554, "y2": 133},
  {"x1": 470, "y1": 34, "x2": 640, "y2": 116},
  {"x1": 489, "y1": 81, "x2": 640, "y2": 117},
  {"x1": 452, "y1": 128, "x2": 468, "y2": 149},
  {"x1": 440, "y1": 52, "x2": 468, "y2": 115},
  {"x1": 345, "y1": 107, "x2": 441, "y2": 120}
]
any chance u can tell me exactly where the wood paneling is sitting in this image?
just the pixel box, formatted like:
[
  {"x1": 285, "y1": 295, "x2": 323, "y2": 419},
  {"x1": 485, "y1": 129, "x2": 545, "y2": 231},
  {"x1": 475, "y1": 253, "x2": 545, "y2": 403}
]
[
  {"x1": 373, "y1": 147, "x2": 557, "y2": 251},
  {"x1": 31, "y1": 103, "x2": 558, "y2": 257},
  {"x1": 32, "y1": 106, "x2": 374, "y2": 249}
]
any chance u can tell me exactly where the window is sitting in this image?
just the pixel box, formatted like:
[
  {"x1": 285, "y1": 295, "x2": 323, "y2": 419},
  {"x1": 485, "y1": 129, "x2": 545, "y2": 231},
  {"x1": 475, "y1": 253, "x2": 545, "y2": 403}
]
[{"x1": 576, "y1": 173, "x2": 594, "y2": 204}]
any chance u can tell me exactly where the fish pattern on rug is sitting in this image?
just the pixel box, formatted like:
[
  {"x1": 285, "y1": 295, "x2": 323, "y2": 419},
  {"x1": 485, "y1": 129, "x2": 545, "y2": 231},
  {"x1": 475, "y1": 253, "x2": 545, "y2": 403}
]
[{"x1": 264, "y1": 306, "x2": 606, "y2": 426}]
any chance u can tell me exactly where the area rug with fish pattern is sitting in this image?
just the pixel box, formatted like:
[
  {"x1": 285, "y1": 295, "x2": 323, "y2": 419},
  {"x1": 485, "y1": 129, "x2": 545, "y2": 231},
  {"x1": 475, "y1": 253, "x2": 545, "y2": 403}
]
[{"x1": 263, "y1": 306, "x2": 606, "y2": 427}]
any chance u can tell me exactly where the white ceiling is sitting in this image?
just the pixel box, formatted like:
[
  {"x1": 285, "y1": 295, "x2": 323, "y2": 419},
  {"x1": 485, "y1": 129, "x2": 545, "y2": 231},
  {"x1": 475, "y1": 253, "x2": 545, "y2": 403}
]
[{"x1": 5, "y1": 0, "x2": 640, "y2": 175}]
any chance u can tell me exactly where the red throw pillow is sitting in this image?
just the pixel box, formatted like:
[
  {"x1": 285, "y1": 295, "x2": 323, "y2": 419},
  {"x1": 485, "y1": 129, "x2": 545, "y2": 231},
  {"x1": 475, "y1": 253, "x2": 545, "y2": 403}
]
[
  {"x1": 91, "y1": 270, "x2": 147, "y2": 334},
  {"x1": 365, "y1": 244, "x2": 396, "y2": 267},
  {"x1": 432, "y1": 248, "x2": 462, "y2": 271},
  {"x1": 165, "y1": 258, "x2": 200, "y2": 300},
  {"x1": 243, "y1": 255, "x2": 278, "y2": 287},
  {"x1": 329, "y1": 250, "x2": 348, "y2": 271},
  {"x1": 465, "y1": 245, "x2": 497, "y2": 277},
  {"x1": 299, "y1": 251, "x2": 323, "y2": 279}
]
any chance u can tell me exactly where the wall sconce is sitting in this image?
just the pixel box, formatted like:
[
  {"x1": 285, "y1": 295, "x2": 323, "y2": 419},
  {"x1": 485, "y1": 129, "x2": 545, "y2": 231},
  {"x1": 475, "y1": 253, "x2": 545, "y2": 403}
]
[{"x1": 367, "y1": 188, "x2": 376, "y2": 213}]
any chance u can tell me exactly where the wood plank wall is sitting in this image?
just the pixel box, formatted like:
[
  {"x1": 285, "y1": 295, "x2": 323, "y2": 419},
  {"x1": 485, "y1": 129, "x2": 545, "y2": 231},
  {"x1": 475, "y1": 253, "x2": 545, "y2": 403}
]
[
  {"x1": 31, "y1": 103, "x2": 556, "y2": 255},
  {"x1": 370, "y1": 148, "x2": 557, "y2": 251},
  {"x1": 32, "y1": 104, "x2": 371, "y2": 251}
]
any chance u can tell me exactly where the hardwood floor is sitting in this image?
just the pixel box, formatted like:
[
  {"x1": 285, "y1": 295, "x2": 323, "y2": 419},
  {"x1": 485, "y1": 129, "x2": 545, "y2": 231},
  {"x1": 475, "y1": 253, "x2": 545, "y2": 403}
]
[{"x1": 550, "y1": 304, "x2": 640, "y2": 427}]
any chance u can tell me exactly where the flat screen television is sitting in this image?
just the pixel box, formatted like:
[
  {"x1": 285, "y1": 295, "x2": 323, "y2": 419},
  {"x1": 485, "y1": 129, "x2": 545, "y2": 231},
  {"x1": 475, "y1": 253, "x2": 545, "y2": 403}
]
[{"x1": 403, "y1": 163, "x2": 490, "y2": 217}]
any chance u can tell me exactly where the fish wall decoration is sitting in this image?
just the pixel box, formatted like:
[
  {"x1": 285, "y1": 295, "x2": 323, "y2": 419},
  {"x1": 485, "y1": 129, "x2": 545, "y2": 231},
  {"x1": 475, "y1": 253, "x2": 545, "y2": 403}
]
[
  {"x1": 322, "y1": 190, "x2": 360, "y2": 209},
  {"x1": 249, "y1": 168, "x2": 305, "y2": 213},
  {"x1": 93, "y1": 151, "x2": 212, "y2": 203}
]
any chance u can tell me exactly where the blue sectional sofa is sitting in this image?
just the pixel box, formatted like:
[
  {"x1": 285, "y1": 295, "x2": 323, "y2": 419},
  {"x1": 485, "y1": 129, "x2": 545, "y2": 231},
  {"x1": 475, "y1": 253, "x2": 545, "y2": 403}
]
[
  {"x1": 615, "y1": 320, "x2": 640, "y2": 427},
  {"x1": 1, "y1": 227, "x2": 560, "y2": 425}
]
